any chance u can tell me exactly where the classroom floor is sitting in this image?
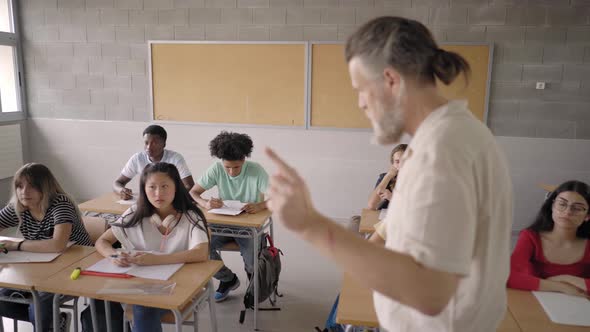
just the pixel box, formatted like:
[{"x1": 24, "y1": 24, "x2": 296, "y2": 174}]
[{"x1": 1, "y1": 247, "x2": 342, "y2": 332}]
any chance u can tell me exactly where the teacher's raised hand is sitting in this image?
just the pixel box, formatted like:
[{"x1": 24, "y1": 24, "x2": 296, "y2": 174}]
[{"x1": 265, "y1": 147, "x2": 318, "y2": 234}]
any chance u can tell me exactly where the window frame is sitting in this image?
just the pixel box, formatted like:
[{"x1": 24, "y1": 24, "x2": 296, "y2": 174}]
[{"x1": 0, "y1": 0, "x2": 26, "y2": 122}]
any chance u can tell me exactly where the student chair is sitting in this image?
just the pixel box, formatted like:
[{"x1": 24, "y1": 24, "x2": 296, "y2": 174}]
[{"x1": 3, "y1": 295, "x2": 79, "y2": 332}]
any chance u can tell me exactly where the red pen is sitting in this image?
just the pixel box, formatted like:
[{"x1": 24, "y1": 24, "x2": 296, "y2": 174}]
[{"x1": 80, "y1": 270, "x2": 133, "y2": 279}]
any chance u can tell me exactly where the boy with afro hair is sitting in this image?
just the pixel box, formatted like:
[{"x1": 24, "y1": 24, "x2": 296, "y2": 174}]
[{"x1": 190, "y1": 131, "x2": 269, "y2": 302}]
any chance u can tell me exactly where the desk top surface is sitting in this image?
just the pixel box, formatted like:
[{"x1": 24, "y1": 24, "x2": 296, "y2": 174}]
[
  {"x1": 205, "y1": 209, "x2": 272, "y2": 228},
  {"x1": 337, "y1": 275, "x2": 524, "y2": 331},
  {"x1": 359, "y1": 209, "x2": 380, "y2": 234},
  {"x1": 80, "y1": 193, "x2": 272, "y2": 228},
  {"x1": 508, "y1": 289, "x2": 590, "y2": 332},
  {"x1": 0, "y1": 239, "x2": 96, "y2": 291},
  {"x1": 336, "y1": 274, "x2": 378, "y2": 327},
  {"x1": 35, "y1": 252, "x2": 223, "y2": 310},
  {"x1": 79, "y1": 193, "x2": 129, "y2": 215}
]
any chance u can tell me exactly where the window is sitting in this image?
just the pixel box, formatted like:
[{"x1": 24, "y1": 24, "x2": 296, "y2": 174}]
[
  {"x1": 0, "y1": 0, "x2": 13, "y2": 33},
  {"x1": 0, "y1": 0, "x2": 24, "y2": 121}
]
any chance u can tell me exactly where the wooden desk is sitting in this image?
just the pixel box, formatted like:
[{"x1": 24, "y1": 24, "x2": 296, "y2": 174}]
[
  {"x1": 36, "y1": 252, "x2": 223, "y2": 332},
  {"x1": 337, "y1": 274, "x2": 521, "y2": 331},
  {"x1": 0, "y1": 238, "x2": 95, "y2": 331},
  {"x1": 79, "y1": 193, "x2": 130, "y2": 215},
  {"x1": 337, "y1": 274, "x2": 378, "y2": 328},
  {"x1": 507, "y1": 289, "x2": 590, "y2": 332},
  {"x1": 205, "y1": 209, "x2": 274, "y2": 330},
  {"x1": 359, "y1": 209, "x2": 380, "y2": 234},
  {"x1": 205, "y1": 209, "x2": 272, "y2": 228},
  {"x1": 539, "y1": 184, "x2": 557, "y2": 192}
]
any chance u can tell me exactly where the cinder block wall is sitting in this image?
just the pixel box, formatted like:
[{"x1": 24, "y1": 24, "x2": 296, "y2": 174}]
[{"x1": 19, "y1": 0, "x2": 590, "y2": 139}]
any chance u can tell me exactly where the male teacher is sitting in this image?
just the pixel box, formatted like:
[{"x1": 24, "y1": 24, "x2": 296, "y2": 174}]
[{"x1": 265, "y1": 16, "x2": 513, "y2": 332}]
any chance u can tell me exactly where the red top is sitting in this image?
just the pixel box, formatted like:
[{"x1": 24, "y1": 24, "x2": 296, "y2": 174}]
[{"x1": 508, "y1": 229, "x2": 590, "y2": 294}]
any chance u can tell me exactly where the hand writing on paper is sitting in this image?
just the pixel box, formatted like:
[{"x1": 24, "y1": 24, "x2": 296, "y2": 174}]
[
  {"x1": 379, "y1": 189, "x2": 392, "y2": 200},
  {"x1": 265, "y1": 147, "x2": 318, "y2": 234},
  {"x1": 206, "y1": 198, "x2": 223, "y2": 210},
  {"x1": 242, "y1": 202, "x2": 264, "y2": 214},
  {"x1": 120, "y1": 188, "x2": 133, "y2": 200},
  {"x1": 126, "y1": 252, "x2": 158, "y2": 266},
  {"x1": 110, "y1": 253, "x2": 131, "y2": 267}
]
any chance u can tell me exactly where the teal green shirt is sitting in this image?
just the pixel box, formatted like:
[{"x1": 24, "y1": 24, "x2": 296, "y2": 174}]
[{"x1": 197, "y1": 161, "x2": 269, "y2": 203}]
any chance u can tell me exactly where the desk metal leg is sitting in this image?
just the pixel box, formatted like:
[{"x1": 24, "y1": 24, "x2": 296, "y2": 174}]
[
  {"x1": 105, "y1": 300, "x2": 113, "y2": 332},
  {"x1": 172, "y1": 309, "x2": 183, "y2": 332},
  {"x1": 251, "y1": 227, "x2": 259, "y2": 331},
  {"x1": 208, "y1": 280, "x2": 218, "y2": 332},
  {"x1": 30, "y1": 290, "x2": 42, "y2": 332},
  {"x1": 89, "y1": 298, "x2": 99, "y2": 332},
  {"x1": 52, "y1": 293, "x2": 60, "y2": 332},
  {"x1": 269, "y1": 216, "x2": 274, "y2": 240}
]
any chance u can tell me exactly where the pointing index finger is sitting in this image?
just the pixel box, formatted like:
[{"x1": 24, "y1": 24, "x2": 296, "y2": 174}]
[{"x1": 265, "y1": 147, "x2": 294, "y2": 174}]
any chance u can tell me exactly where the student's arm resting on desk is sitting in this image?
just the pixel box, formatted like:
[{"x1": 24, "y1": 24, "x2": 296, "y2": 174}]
[
  {"x1": 265, "y1": 148, "x2": 459, "y2": 316},
  {"x1": 126, "y1": 242, "x2": 209, "y2": 266},
  {"x1": 546, "y1": 275, "x2": 589, "y2": 293},
  {"x1": 189, "y1": 184, "x2": 223, "y2": 210},
  {"x1": 113, "y1": 174, "x2": 133, "y2": 200},
  {"x1": 2, "y1": 223, "x2": 72, "y2": 252},
  {"x1": 508, "y1": 230, "x2": 589, "y2": 296},
  {"x1": 242, "y1": 193, "x2": 268, "y2": 214},
  {"x1": 367, "y1": 171, "x2": 395, "y2": 210},
  {"x1": 96, "y1": 228, "x2": 131, "y2": 267},
  {"x1": 96, "y1": 227, "x2": 209, "y2": 266},
  {"x1": 507, "y1": 230, "x2": 542, "y2": 291}
]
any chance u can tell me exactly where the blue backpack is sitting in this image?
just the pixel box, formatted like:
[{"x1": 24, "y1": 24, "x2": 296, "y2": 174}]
[{"x1": 314, "y1": 295, "x2": 345, "y2": 332}]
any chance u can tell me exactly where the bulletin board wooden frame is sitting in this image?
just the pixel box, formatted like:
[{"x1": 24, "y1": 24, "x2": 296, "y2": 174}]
[
  {"x1": 148, "y1": 41, "x2": 493, "y2": 130},
  {"x1": 149, "y1": 41, "x2": 307, "y2": 127},
  {"x1": 309, "y1": 42, "x2": 493, "y2": 129}
]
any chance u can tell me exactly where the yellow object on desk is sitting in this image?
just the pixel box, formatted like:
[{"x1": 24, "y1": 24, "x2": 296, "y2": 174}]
[{"x1": 70, "y1": 267, "x2": 81, "y2": 280}]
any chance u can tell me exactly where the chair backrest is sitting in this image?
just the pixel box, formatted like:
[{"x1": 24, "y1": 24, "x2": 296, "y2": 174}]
[{"x1": 82, "y1": 216, "x2": 107, "y2": 244}]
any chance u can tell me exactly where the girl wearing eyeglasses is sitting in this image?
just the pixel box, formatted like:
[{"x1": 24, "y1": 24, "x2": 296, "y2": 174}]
[{"x1": 508, "y1": 180, "x2": 590, "y2": 297}]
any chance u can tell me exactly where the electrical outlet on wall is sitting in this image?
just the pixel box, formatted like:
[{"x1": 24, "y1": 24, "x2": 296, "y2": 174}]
[{"x1": 536, "y1": 82, "x2": 546, "y2": 90}]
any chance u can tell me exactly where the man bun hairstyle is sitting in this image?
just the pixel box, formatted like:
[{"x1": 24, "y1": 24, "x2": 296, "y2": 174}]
[{"x1": 345, "y1": 16, "x2": 470, "y2": 86}]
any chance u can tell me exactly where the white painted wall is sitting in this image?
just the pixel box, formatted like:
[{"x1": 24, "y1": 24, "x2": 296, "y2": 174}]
[
  {"x1": 27, "y1": 118, "x2": 590, "y2": 237},
  {"x1": 23, "y1": 118, "x2": 590, "y2": 327}
]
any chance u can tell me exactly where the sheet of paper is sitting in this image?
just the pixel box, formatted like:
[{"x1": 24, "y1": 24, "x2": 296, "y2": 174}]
[
  {"x1": 533, "y1": 291, "x2": 590, "y2": 326},
  {"x1": 127, "y1": 263, "x2": 183, "y2": 280},
  {"x1": 209, "y1": 200, "x2": 246, "y2": 216},
  {"x1": 86, "y1": 257, "x2": 183, "y2": 280},
  {"x1": 378, "y1": 209, "x2": 388, "y2": 220},
  {"x1": 116, "y1": 194, "x2": 138, "y2": 205},
  {"x1": 86, "y1": 257, "x2": 132, "y2": 274},
  {"x1": 0, "y1": 241, "x2": 75, "y2": 264}
]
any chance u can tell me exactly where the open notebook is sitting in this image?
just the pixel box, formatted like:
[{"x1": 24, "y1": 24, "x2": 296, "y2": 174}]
[
  {"x1": 533, "y1": 291, "x2": 590, "y2": 326},
  {"x1": 85, "y1": 258, "x2": 183, "y2": 281},
  {"x1": 208, "y1": 200, "x2": 246, "y2": 216},
  {"x1": 0, "y1": 241, "x2": 75, "y2": 264}
]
